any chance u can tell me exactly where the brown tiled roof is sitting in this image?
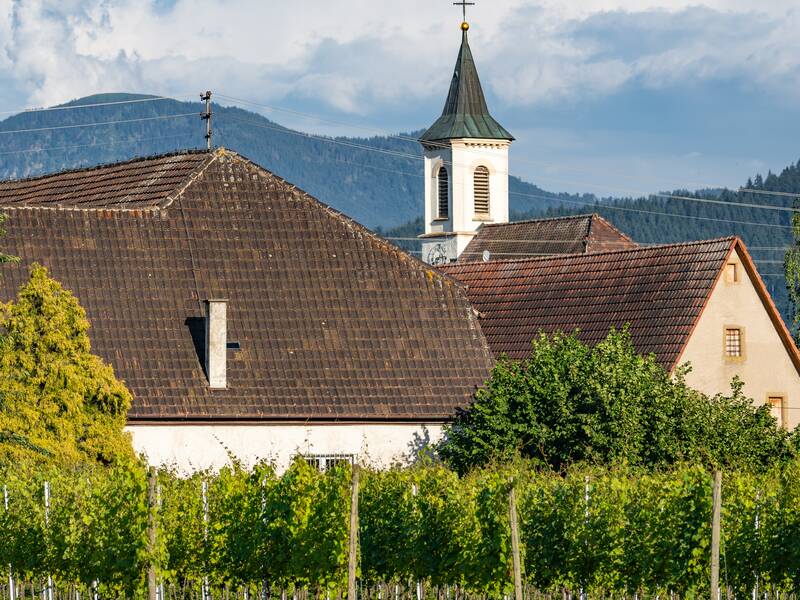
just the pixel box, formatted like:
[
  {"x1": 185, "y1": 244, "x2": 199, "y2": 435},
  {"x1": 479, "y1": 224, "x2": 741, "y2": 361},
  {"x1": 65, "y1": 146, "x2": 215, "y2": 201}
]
[
  {"x1": 0, "y1": 149, "x2": 494, "y2": 421},
  {"x1": 440, "y1": 238, "x2": 738, "y2": 368},
  {"x1": 459, "y1": 214, "x2": 637, "y2": 262},
  {"x1": 0, "y1": 152, "x2": 210, "y2": 209}
]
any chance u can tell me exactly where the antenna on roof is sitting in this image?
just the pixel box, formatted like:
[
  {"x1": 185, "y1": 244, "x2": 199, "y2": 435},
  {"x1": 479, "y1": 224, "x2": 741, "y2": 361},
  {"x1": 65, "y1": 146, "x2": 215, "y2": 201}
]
[{"x1": 200, "y1": 91, "x2": 212, "y2": 150}]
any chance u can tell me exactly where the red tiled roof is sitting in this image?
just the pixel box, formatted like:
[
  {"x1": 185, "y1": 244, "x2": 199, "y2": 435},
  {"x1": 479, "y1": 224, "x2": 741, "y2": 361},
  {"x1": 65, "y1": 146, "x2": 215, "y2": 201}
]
[
  {"x1": 0, "y1": 152, "x2": 210, "y2": 209},
  {"x1": 0, "y1": 149, "x2": 494, "y2": 421},
  {"x1": 459, "y1": 214, "x2": 637, "y2": 262},
  {"x1": 441, "y1": 238, "x2": 738, "y2": 368}
]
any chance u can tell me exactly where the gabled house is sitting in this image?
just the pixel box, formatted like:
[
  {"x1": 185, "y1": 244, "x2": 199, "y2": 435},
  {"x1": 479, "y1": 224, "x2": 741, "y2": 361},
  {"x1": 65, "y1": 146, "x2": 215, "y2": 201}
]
[
  {"x1": 0, "y1": 149, "x2": 494, "y2": 471},
  {"x1": 441, "y1": 238, "x2": 800, "y2": 428},
  {"x1": 458, "y1": 214, "x2": 638, "y2": 262}
]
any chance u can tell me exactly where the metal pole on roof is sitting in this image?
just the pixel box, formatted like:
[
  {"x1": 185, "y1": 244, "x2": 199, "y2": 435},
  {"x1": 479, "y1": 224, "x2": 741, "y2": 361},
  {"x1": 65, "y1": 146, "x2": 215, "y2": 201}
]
[{"x1": 200, "y1": 91, "x2": 212, "y2": 150}]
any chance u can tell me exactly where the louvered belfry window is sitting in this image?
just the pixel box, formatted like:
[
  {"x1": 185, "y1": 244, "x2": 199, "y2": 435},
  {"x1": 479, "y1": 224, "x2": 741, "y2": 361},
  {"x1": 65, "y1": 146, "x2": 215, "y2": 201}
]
[
  {"x1": 437, "y1": 167, "x2": 449, "y2": 219},
  {"x1": 474, "y1": 166, "x2": 490, "y2": 215}
]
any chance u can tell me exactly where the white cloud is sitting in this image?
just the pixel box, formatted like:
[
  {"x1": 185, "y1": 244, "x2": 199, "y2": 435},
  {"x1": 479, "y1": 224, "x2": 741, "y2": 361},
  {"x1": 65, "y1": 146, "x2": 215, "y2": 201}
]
[{"x1": 1, "y1": 0, "x2": 800, "y2": 119}]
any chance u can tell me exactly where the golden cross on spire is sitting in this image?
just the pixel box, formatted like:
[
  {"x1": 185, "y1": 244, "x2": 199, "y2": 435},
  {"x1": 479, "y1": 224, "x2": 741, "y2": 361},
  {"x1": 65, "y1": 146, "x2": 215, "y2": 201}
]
[{"x1": 453, "y1": 1, "x2": 475, "y2": 26}]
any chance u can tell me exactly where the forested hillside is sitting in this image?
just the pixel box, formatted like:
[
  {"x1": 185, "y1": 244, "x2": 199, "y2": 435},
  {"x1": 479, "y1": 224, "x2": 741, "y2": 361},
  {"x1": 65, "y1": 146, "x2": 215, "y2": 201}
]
[{"x1": 0, "y1": 93, "x2": 564, "y2": 229}]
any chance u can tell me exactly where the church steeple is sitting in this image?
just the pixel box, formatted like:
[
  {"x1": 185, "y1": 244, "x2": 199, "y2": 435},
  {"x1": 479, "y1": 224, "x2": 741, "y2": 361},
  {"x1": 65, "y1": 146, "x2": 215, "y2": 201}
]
[
  {"x1": 421, "y1": 26, "x2": 513, "y2": 143},
  {"x1": 419, "y1": 17, "x2": 513, "y2": 265}
]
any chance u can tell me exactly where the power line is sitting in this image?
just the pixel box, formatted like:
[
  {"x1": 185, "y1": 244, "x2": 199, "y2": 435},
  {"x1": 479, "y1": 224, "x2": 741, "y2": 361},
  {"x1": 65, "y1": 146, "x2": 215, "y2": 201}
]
[
  {"x1": 221, "y1": 111, "x2": 800, "y2": 219},
  {"x1": 386, "y1": 237, "x2": 795, "y2": 249},
  {"x1": 215, "y1": 92, "x2": 426, "y2": 147},
  {"x1": 0, "y1": 95, "x2": 193, "y2": 117},
  {"x1": 509, "y1": 190, "x2": 793, "y2": 230},
  {"x1": 529, "y1": 172, "x2": 800, "y2": 212},
  {"x1": 219, "y1": 113, "x2": 433, "y2": 163},
  {"x1": 739, "y1": 188, "x2": 800, "y2": 198},
  {"x1": 217, "y1": 110, "x2": 800, "y2": 229},
  {"x1": 0, "y1": 112, "x2": 198, "y2": 136},
  {"x1": 653, "y1": 192, "x2": 799, "y2": 214},
  {"x1": 330, "y1": 151, "x2": 795, "y2": 231},
  {"x1": 222, "y1": 108, "x2": 794, "y2": 230},
  {"x1": 751, "y1": 260, "x2": 787, "y2": 264},
  {"x1": 215, "y1": 92, "x2": 800, "y2": 204},
  {"x1": 325, "y1": 154, "x2": 795, "y2": 232},
  {"x1": 0, "y1": 132, "x2": 197, "y2": 157},
  {"x1": 0, "y1": 92, "x2": 789, "y2": 234},
  {"x1": 4, "y1": 90, "x2": 797, "y2": 211},
  {"x1": 389, "y1": 236, "x2": 640, "y2": 245}
]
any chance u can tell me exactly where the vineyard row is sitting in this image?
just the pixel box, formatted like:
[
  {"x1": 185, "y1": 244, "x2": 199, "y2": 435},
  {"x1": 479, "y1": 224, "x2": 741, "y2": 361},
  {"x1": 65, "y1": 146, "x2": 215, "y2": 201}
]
[{"x1": 3, "y1": 460, "x2": 800, "y2": 599}]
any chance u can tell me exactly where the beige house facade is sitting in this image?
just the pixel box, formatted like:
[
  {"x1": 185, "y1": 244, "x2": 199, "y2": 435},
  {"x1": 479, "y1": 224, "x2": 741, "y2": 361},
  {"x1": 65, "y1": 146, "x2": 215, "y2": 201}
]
[{"x1": 678, "y1": 246, "x2": 800, "y2": 428}]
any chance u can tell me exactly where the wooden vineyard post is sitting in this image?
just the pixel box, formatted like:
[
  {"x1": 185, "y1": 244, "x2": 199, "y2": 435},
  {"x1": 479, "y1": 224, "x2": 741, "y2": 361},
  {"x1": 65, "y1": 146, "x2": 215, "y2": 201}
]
[
  {"x1": 4, "y1": 485, "x2": 13, "y2": 600},
  {"x1": 509, "y1": 482, "x2": 523, "y2": 600},
  {"x1": 348, "y1": 465, "x2": 360, "y2": 600},
  {"x1": 44, "y1": 481, "x2": 53, "y2": 600},
  {"x1": 711, "y1": 470, "x2": 722, "y2": 600},
  {"x1": 148, "y1": 467, "x2": 158, "y2": 600}
]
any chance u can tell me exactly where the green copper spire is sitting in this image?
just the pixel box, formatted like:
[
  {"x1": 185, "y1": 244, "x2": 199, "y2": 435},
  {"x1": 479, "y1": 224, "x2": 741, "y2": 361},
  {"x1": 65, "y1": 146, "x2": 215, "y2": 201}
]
[{"x1": 421, "y1": 27, "x2": 514, "y2": 143}]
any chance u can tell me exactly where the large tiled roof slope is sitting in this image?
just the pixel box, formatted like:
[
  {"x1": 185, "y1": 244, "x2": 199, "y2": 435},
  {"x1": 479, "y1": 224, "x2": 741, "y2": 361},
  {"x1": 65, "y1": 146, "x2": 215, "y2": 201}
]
[
  {"x1": 459, "y1": 214, "x2": 637, "y2": 262},
  {"x1": 0, "y1": 152, "x2": 210, "y2": 208},
  {"x1": 441, "y1": 239, "x2": 737, "y2": 368},
  {"x1": 0, "y1": 149, "x2": 493, "y2": 421}
]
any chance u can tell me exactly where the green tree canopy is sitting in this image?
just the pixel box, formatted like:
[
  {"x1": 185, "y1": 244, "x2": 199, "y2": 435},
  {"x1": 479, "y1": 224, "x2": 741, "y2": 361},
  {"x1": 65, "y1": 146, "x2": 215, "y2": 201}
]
[
  {"x1": 0, "y1": 264, "x2": 134, "y2": 465},
  {"x1": 438, "y1": 329, "x2": 793, "y2": 474},
  {"x1": 0, "y1": 215, "x2": 18, "y2": 266}
]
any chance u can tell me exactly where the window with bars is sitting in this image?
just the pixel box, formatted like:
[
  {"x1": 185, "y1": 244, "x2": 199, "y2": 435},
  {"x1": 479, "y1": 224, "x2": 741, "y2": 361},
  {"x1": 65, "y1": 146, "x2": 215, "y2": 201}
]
[
  {"x1": 769, "y1": 396, "x2": 788, "y2": 429},
  {"x1": 474, "y1": 166, "x2": 490, "y2": 215},
  {"x1": 437, "y1": 167, "x2": 449, "y2": 219},
  {"x1": 725, "y1": 328, "x2": 742, "y2": 357},
  {"x1": 303, "y1": 454, "x2": 354, "y2": 472}
]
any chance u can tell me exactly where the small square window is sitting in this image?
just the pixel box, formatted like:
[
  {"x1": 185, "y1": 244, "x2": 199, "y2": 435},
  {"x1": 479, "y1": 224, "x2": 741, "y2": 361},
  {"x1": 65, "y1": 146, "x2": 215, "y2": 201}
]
[
  {"x1": 726, "y1": 262, "x2": 740, "y2": 283},
  {"x1": 725, "y1": 328, "x2": 742, "y2": 357}
]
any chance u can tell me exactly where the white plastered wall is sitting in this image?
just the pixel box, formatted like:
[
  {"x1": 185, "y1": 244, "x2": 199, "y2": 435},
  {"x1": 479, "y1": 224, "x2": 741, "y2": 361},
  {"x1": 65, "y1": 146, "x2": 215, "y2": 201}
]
[
  {"x1": 127, "y1": 423, "x2": 443, "y2": 474},
  {"x1": 677, "y1": 248, "x2": 800, "y2": 428},
  {"x1": 422, "y1": 139, "x2": 510, "y2": 262}
]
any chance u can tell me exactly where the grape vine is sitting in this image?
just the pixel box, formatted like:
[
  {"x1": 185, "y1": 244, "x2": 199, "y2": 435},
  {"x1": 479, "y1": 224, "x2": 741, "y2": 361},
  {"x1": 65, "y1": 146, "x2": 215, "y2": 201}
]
[{"x1": 2, "y1": 460, "x2": 800, "y2": 598}]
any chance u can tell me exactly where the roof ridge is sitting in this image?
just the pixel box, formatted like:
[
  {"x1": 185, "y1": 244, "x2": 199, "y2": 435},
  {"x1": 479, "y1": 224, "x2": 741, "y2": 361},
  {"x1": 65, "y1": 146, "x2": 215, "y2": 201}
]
[
  {"x1": 482, "y1": 213, "x2": 595, "y2": 227},
  {"x1": 160, "y1": 149, "x2": 225, "y2": 209},
  {"x1": 0, "y1": 149, "x2": 212, "y2": 185},
  {"x1": 588, "y1": 213, "x2": 636, "y2": 244},
  {"x1": 444, "y1": 236, "x2": 738, "y2": 269}
]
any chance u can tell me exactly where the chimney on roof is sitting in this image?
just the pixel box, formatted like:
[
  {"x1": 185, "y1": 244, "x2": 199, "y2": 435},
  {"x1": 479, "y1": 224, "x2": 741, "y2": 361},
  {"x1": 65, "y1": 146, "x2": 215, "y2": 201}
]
[{"x1": 205, "y1": 299, "x2": 228, "y2": 389}]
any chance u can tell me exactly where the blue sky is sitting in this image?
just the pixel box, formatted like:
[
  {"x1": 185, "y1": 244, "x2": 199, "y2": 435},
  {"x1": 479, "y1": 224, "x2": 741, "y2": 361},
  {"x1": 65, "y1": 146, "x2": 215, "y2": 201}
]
[{"x1": 0, "y1": 0, "x2": 799, "y2": 195}]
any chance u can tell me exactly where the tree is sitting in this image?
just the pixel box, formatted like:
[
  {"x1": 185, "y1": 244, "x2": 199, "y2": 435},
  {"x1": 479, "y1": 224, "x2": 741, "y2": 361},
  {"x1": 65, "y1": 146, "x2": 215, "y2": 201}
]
[
  {"x1": 437, "y1": 329, "x2": 792, "y2": 474},
  {"x1": 0, "y1": 264, "x2": 135, "y2": 465},
  {"x1": 0, "y1": 214, "x2": 18, "y2": 266},
  {"x1": 786, "y1": 208, "x2": 800, "y2": 343}
]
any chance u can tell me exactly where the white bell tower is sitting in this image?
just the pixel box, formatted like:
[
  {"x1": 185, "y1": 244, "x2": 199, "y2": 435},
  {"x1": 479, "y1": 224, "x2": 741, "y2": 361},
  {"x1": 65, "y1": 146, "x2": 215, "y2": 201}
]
[{"x1": 419, "y1": 20, "x2": 513, "y2": 265}]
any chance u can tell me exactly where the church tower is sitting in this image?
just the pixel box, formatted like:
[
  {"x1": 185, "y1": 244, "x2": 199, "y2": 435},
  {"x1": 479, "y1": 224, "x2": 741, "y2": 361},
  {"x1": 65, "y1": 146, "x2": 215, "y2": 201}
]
[{"x1": 420, "y1": 19, "x2": 514, "y2": 265}]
